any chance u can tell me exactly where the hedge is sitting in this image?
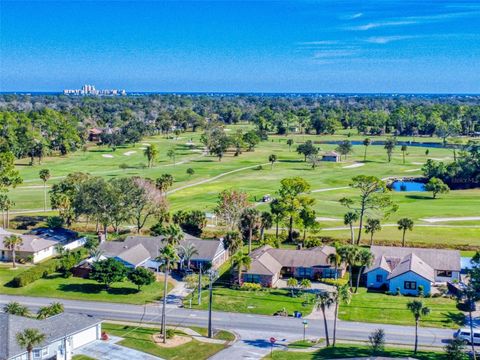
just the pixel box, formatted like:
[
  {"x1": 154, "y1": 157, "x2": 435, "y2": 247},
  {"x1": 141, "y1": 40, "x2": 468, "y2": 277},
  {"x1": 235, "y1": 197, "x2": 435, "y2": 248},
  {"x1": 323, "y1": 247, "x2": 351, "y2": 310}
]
[{"x1": 10, "y1": 258, "x2": 61, "y2": 287}]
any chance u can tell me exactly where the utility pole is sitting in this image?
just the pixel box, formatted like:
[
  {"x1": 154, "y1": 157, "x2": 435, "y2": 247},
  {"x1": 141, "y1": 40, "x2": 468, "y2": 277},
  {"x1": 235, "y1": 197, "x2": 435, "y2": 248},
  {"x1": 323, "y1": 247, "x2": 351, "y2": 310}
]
[
  {"x1": 198, "y1": 265, "x2": 202, "y2": 305},
  {"x1": 207, "y1": 269, "x2": 218, "y2": 338}
]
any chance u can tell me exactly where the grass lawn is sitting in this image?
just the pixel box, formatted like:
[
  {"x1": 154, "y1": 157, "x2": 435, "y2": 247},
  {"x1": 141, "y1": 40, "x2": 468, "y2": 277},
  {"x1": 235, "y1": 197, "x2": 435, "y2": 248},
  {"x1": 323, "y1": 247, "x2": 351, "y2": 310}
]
[
  {"x1": 72, "y1": 356, "x2": 96, "y2": 360},
  {"x1": 264, "y1": 344, "x2": 444, "y2": 359},
  {"x1": 188, "y1": 325, "x2": 236, "y2": 341},
  {"x1": 339, "y1": 288, "x2": 464, "y2": 329},
  {"x1": 288, "y1": 339, "x2": 323, "y2": 349},
  {"x1": 187, "y1": 285, "x2": 315, "y2": 316},
  {"x1": 0, "y1": 264, "x2": 172, "y2": 305},
  {"x1": 102, "y1": 323, "x2": 227, "y2": 360},
  {"x1": 7, "y1": 126, "x2": 480, "y2": 248}
]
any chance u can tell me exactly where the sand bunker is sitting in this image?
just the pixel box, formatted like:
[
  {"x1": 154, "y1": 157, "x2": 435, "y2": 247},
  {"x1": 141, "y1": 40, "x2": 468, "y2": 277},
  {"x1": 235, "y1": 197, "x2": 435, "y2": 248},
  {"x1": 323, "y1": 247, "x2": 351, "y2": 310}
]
[
  {"x1": 411, "y1": 162, "x2": 424, "y2": 165},
  {"x1": 124, "y1": 151, "x2": 137, "y2": 156},
  {"x1": 152, "y1": 333, "x2": 192, "y2": 348},
  {"x1": 342, "y1": 163, "x2": 365, "y2": 169},
  {"x1": 405, "y1": 168, "x2": 421, "y2": 172},
  {"x1": 421, "y1": 216, "x2": 480, "y2": 223},
  {"x1": 316, "y1": 217, "x2": 340, "y2": 222},
  {"x1": 102, "y1": 154, "x2": 114, "y2": 158},
  {"x1": 142, "y1": 143, "x2": 151, "y2": 146}
]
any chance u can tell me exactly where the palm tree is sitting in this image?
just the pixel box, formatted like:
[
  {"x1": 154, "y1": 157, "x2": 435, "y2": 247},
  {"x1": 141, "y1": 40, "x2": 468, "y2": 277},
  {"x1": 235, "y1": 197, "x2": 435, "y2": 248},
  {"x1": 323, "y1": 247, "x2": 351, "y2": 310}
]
[
  {"x1": 231, "y1": 251, "x2": 251, "y2": 285},
  {"x1": 287, "y1": 277, "x2": 298, "y2": 297},
  {"x1": 268, "y1": 154, "x2": 277, "y2": 170},
  {"x1": 401, "y1": 145, "x2": 408, "y2": 164},
  {"x1": 300, "y1": 278, "x2": 311, "y2": 291},
  {"x1": 144, "y1": 144, "x2": 158, "y2": 168},
  {"x1": 338, "y1": 245, "x2": 359, "y2": 290},
  {"x1": 384, "y1": 137, "x2": 396, "y2": 163},
  {"x1": 286, "y1": 138, "x2": 294, "y2": 151},
  {"x1": 397, "y1": 217, "x2": 414, "y2": 247},
  {"x1": 241, "y1": 208, "x2": 261, "y2": 253},
  {"x1": 156, "y1": 244, "x2": 179, "y2": 343},
  {"x1": 16, "y1": 328, "x2": 46, "y2": 360},
  {"x1": 39, "y1": 169, "x2": 50, "y2": 212},
  {"x1": 156, "y1": 173, "x2": 174, "y2": 197},
  {"x1": 365, "y1": 218, "x2": 381, "y2": 246},
  {"x1": 354, "y1": 248, "x2": 373, "y2": 293},
  {"x1": 161, "y1": 223, "x2": 184, "y2": 246},
  {"x1": 3, "y1": 301, "x2": 29, "y2": 316},
  {"x1": 178, "y1": 242, "x2": 198, "y2": 270},
  {"x1": 270, "y1": 199, "x2": 285, "y2": 240},
  {"x1": 406, "y1": 300, "x2": 430, "y2": 354},
  {"x1": 332, "y1": 284, "x2": 351, "y2": 347},
  {"x1": 343, "y1": 212, "x2": 358, "y2": 245},
  {"x1": 316, "y1": 291, "x2": 334, "y2": 346},
  {"x1": 363, "y1": 138, "x2": 371, "y2": 162},
  {"x1": 37, "y1": 302, "x2": 64, "y2": 319},
  {"x1": 327, "y1": 252, "x2": 341, "y2": 281},
  {"x1": 167, "y1": 148, "x2": 176, "y2": 165},
  {"x1": 4, "y1": 234, "x2": 23, "y2": 268},
  {"x1": 259, "y1": 211, "x2": 273, "y2": 241}
]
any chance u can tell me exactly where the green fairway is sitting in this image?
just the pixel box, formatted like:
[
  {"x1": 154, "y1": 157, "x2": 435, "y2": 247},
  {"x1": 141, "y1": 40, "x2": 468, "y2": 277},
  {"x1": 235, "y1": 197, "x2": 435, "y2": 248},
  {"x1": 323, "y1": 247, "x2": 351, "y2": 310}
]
[
  {"x1": 7, "y1": 126, "x2": 480, "y2": 248},
  {"x1": 265, "y1": 344, "x2": 444, "y2": 359},
  {"x1": 338, "y1": 288, "x2": 464, "y2": 329},
  {"x1": 0, "y1": 264, "x2": 172, "y2": 305},
  {"x1": 101, "y1": 323, "x2": 227, "y2": 360},
  {"x1": 187, "y1": 285, "x2": 315, "y2": 316}
]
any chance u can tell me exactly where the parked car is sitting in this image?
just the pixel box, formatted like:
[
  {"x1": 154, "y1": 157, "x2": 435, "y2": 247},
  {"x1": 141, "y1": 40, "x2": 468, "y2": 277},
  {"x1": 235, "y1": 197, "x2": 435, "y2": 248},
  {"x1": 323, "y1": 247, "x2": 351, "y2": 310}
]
[
  {"x1": 262, "y1": 194, "x2": 271, "y2": 202},
  {"x1": 454, "y1": 328, "x2": 480, "y2": 344}
]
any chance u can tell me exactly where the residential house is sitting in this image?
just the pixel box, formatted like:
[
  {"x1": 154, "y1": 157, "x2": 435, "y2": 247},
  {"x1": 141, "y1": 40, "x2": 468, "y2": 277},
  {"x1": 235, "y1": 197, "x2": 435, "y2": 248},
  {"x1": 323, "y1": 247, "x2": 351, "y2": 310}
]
[
  {"x1": 0, "y1": 313, "x2": 101, "y2": 360},
  {"x1": 241, "y1": 245, "x2": 343, "y2": 287},
  {"x1": 89, "y1": 234, "x2": 228, "y2": 271},
  {"x1": 321, "y1": 151, "x2": 340, "y2": 162},
  {"x1": 0, "y1": 228, "x2": 86, "y2": 264},
  {"x1": 364, "y1": 245, "x2": 461, "y2": 295}
]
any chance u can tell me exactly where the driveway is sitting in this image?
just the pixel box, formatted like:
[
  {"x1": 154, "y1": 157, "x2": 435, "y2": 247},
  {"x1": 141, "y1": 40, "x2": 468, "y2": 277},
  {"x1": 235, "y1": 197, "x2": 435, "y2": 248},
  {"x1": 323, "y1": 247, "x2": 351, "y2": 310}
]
[{"x1": 75, "y1": 336, "x2": 163, "y2": 360}]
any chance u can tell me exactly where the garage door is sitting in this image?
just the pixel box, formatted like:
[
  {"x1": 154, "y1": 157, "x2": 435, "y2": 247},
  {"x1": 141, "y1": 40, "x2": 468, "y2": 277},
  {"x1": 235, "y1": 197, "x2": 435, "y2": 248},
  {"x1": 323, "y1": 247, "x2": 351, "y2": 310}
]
[{"x1": 72, "y1": 326, "x2": 98, "y2": 349}]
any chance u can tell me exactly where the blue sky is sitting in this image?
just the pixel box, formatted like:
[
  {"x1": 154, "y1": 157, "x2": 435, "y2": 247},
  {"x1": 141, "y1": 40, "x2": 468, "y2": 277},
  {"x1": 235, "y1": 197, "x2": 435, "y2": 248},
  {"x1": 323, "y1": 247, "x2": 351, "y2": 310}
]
[{"x1": 1, "y1": 0, "x2": 480, "y2": 93}]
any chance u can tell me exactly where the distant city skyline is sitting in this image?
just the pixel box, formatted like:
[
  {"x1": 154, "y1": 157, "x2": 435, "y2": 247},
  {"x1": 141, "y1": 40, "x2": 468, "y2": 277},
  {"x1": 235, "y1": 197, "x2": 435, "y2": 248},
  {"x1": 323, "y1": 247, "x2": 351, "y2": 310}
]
[{"x1": 1, "y1": 1, "x2": 480, "y2": 93}]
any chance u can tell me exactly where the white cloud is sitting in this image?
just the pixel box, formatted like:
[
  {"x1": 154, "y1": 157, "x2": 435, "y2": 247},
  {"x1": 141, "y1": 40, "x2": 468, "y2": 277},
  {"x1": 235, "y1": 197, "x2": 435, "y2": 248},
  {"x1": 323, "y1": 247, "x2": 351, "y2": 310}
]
[
  {"x1": 297, "y1": 40, "x2": 339, "y2": 46},
  {"x1": 342, "y1": 12, "x2": 363, "y2": 20},
  {"x1": 313, "y1": 49, "x2": 358, "y2": 59},
  {"x1": 365, "y1": 35, "x2": 417, "y2": 44}
]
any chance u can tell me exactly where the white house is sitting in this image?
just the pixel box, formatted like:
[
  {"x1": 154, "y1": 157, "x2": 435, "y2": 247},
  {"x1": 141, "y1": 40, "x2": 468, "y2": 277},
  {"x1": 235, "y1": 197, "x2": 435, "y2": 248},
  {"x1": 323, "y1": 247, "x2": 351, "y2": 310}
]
[
  {"x1": 365, "y1": 245, "x2": 461, "y2": 295},
  {"x1": 0, "y1": 313, "x2": 101, "y2": 360},
  {"x1": 0, "y1": 227, "x2": 86, "y2": 264}
]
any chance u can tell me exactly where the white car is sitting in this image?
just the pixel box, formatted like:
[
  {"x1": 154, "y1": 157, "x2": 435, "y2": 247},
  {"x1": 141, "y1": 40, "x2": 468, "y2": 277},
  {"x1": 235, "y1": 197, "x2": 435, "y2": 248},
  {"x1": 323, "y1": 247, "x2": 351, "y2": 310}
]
[{"x1": 454, "y1": 328, "x2": 480, "y2": 344}]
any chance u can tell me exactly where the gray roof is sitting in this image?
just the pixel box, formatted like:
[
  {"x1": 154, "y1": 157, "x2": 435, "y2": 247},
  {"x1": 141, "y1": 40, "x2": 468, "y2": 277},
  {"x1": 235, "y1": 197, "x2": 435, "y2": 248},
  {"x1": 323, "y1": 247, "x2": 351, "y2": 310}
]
[
  {"x1": 0, "y1": 227, "x2": 79, "y2": 253},
  {"x1": 367, "y1": 245, "x2": 461, "y2": 273},
  {"x1": 387, "y1": 253, "x2": 435, "y2": 282},
  {"x1": 245, "y1": 245, "x2": 339, "y2": 276},
  {"x1": 115, "y1": 244, "x2": 151, "y2": 267},
  {"x1": 99, "y1": 234, "x2": 223, "y2": 263},
  {"x1": 0, "y1": 313, "x2": 100, "y2": 360}
]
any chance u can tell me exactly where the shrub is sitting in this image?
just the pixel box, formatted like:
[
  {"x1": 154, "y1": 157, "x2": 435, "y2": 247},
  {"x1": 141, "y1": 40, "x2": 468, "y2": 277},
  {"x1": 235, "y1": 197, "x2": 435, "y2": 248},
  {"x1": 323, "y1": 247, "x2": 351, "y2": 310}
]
[
  {"x1": 241, "y1": 282, "x2": 262, "y2": 291},
  {"x1": 166, "y1": 329, "x2": 175, "y2": 339},
  {"x1": 319, "y1": 278, "x2": 348, "y2": 286},
  {"x1": 46, "y1": 216, "x2": 64, "y2": 229},
  {"x1": 10, "y1": 258, "x2": 61, "y2": 287},
  {"x1": 368, "y1": 328, "x2": 385, "y2": 355}
]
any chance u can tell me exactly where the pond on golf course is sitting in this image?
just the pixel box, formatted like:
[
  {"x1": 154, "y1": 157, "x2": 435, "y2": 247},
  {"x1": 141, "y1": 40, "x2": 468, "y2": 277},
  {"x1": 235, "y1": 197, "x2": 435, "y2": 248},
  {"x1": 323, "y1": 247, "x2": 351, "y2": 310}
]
[{"x1": 391, "y1": 181, "x2": 426, "y2": 192}]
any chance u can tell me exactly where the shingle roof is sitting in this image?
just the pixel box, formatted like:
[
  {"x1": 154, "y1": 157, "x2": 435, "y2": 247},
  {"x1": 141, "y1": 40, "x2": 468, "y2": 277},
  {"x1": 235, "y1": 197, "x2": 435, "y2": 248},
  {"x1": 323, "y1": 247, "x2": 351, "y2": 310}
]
[
  {"x1": 0, "y1": 227, "x2": 78, "y2": 253},
  {"x1": 0, "y1": 313, "x2": 100, "y2": 360},
  {"x1": 369, "y1": 245, "x2": 461, "y2": 272},
  {"x1": 99, "y1": 234, "x2": 222, "y2": 262},
  {"x1": 115, "y1": 243, "x2": 151, "y2": 267},
  {"x1": 387, "y1": 253, "x2": 435, "y2": 282},
  {"x1": 245, "y1": 245, "x2": 339, "y2": 276}
]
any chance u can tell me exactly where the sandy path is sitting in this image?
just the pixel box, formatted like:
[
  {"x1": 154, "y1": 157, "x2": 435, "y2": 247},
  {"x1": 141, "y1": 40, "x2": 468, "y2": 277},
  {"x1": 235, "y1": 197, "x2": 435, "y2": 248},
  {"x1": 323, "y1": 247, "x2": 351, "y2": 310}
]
[
  {"x1": 342, "y1": 163, "x2": 365, "y2": 169},
  {"x1": 102, "y1": 154, "x2": 114, "y2": 158},
  {"x1": 168, "y1": 162, "x2": 270, "y2": 195},
  {"x1": 420, "y1": 216, "x2": 480, "y2": 223},
  {"x1": 311, "y1": 186, "x2": 350, "y2": 193}
]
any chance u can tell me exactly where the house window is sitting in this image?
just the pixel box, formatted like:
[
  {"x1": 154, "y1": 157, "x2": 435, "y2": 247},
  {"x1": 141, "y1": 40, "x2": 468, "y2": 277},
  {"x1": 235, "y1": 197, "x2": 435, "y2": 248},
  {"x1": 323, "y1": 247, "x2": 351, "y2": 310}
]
[
  {"x1": 404, "y1": 281, "x2": 417, "y2": 290},
  {"x1": 297, "y1": 267, "x2": 312, "y2": 277},
  {"x1": 322, "y1": 268, "x2": 336, "y2": 279},
  {"x1": 437, "y1": 270, "x2": 452, "y2": 277},
  {"x1": 243, "y1": 274, "x2": 261, "y2": 283},
  {"x1": 33, "y1": 349, "x2": 41, "y2": 358},
  {"x1": 376, "y1": 274, "x2": 383, "y2": 282}
]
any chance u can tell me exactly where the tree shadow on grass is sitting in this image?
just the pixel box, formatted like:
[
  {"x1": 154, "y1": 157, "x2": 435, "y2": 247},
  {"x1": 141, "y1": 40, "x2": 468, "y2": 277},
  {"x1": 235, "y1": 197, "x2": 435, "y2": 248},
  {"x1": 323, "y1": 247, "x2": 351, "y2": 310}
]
[
  {"x1": 58, "y1": 283, "x2": 104, "y2": 294},
  {"x1": 442, "y1": 311, "x2": 466, "y2": 326},
  {"x1": 405, "y1": 195, "x2": 434, "y2": 200}
]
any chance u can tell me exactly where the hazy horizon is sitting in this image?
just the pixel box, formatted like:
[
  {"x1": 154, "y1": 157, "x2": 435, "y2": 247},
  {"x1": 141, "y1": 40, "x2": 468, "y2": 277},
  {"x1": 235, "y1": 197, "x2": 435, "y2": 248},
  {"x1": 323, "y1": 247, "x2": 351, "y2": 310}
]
[{"x1": 1, "y1": 0, "x2": 480, "y2": 93}]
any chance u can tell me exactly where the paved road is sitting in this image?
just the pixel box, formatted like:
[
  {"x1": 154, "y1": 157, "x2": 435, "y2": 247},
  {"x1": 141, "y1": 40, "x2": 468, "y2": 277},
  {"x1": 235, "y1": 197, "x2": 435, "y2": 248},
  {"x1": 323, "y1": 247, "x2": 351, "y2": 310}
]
[{"x1": 0, "y1": 294, "x2": 454, "y2": 352}]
